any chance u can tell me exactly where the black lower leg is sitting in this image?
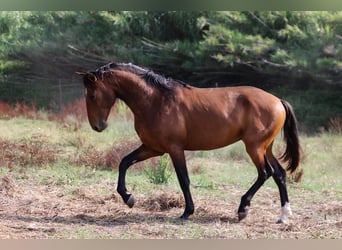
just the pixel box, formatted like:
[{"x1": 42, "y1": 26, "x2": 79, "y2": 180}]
[
  {"x1": 238, "y1": 176, "x2": 265, "y2": 221},
  {"x1": 238, "y1": 161, "x2": 273, "y2": 221},
  {"x1": 117, "y1": 145, "x2": 161, "y2": 207},
  {"x1": 170, "y1": 150, "x2": 194, "y2": 220},
  {"x1": 271, "y1": 158, "x2": 289, "y2": 207},
  {"x1": 176, "y1": 168, "x2": 194, "y2": 219},
  {"x1": 117, "y1": 152, "x2": 137, "y2": 205}
]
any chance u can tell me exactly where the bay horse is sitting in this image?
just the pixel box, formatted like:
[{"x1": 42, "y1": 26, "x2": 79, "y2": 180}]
[{"x1": 77, "y1": 62, "x2": 301, "y2": 223}]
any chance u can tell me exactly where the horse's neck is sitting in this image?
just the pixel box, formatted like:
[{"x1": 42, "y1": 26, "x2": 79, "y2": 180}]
[{"x1": 113, "y1": 73, "x2": 156, "y2": 117}]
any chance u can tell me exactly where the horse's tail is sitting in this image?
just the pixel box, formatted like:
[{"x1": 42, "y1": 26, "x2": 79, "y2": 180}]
[{"x1": 280, "y1": 99, "x2": 301, "y2": 173}]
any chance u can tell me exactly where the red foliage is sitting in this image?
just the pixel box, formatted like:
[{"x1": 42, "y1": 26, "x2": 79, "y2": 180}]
[
  {"x1": 0, "y1": 101, "x2": 38, "y2": 119},
  {"x1": 14, "y1": 102, "x2": 37, "y2": 119},
  {"x1": 50, "y1": 98, "x2": 87, "y2": 123},
  {"x1": 0, "y1": 99, "x2": 87, "y2": 124},
  {"x1": 0, "y1": 135, "x2": 60, "y2": 168},
  {"x1": 0, "y1": 102, "x2": 13, "y2": 118}
]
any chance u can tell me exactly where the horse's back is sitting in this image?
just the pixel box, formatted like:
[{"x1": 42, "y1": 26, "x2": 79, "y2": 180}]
[{"x1": 178, "y1": 86, "x2": 285, "y2": 150}]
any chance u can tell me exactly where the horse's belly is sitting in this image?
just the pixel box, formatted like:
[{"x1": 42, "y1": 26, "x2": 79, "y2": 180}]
[{"x1": 184, "y1": 129, "x2": 241, "y2": 150}]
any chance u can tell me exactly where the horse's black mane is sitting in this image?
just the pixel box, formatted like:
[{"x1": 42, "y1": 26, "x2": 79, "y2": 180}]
[{"x1": 92, "y1": 62, "x2": 187, "y2": 91}]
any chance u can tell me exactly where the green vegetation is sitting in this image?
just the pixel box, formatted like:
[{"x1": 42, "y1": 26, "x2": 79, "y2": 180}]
[
  {"x1": 0, "y1": 11, "x2": 341, "y2": 132},
  {"x1": 144, "y1": 154, "x2": 172, "y2": 185}
]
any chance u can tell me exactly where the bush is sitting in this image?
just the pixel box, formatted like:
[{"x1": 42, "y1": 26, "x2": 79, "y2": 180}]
[
  {"x1": 144, "y1": 154, "x2": 172, "y2": 185},
  {"x1": 0, "y1": 135, "x2": 60, "y2": 168}
]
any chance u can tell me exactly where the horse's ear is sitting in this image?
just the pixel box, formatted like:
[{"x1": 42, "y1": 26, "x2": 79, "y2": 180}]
[
  {"x1": 76, "y1": 72, "x2": 97, "y2": 89},
  {"x1": 76, "y1": 72, "x2": 87, "y2": 77}
]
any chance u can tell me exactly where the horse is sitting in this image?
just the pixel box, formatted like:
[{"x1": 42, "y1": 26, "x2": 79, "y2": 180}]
[{"x1": 76, "y1": 62, "x2": 301, "y2": 224}]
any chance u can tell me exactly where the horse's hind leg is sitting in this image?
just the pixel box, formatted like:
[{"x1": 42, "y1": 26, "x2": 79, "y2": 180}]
[
  {"x1": 267, "y1": 150, "x2": 292, "y2": 223},
  {"x1": 238, "y1": 144, "x2": 273, "y2": 221}
]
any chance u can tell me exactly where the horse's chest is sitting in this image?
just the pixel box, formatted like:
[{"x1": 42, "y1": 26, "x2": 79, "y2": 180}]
[
  {"x1": 134, "y1": 122, "x2": 163, "y2": 147},
  {"x1": 134, "y1": 116, "x2": 181, "y2": 152}
]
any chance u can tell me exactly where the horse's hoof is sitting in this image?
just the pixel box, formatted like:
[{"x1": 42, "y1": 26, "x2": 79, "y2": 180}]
[
  {"x1": 179, "y1": 214, "x2": 189, "y2": 220},
  {"x1": 179, "y1": 207, "x2": 194, "y2": 220},
  {"x1": 238, "y1": 205, "x2": 249, "y2": 221},
  {"x1": 276, "y1": 217, "x2": 289, "y2": 224},
  {"x1": 238, "y1": 212, "x2": 247, "y2": 221},
  {"x1": 126, "y1": 194, "x2": 135, "y2": 208},
  {"x1": 237, "y1": 203, "x2": 249, "y2": 221}
]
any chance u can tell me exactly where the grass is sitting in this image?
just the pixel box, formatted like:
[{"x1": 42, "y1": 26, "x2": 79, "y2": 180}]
[
  {"x1": 0, "y1": 103, "x2": 342, "y2": 239},
  {"x1": 144, "y1": 154, "x2": 172, "y2": 185},
  {"x1": 299, "y1": 134, "x2": 342, "y2": 193}
]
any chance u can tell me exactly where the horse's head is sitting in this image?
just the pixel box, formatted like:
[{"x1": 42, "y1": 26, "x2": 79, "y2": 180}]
[{"x1": 76, "y1": 72, "x2": 116, "y2": 132}]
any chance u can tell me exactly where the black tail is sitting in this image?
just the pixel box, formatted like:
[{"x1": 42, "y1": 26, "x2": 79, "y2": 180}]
[{"x1": 280, "y1": 100, "x2": 301, "y2": 173}]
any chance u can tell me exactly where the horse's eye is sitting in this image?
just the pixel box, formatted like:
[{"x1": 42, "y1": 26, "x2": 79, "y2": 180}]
[{"x1": 89, "y1": 94, "x2": 96, "y2": 101}]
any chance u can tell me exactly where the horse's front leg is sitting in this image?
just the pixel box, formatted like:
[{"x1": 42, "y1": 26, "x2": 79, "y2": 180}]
[
  {"x1": 168, "y1": 147, "x2": 194, "y2": 220},
  {"x1": 117, "y1": 144, "x2": 161, "y2": 208}
]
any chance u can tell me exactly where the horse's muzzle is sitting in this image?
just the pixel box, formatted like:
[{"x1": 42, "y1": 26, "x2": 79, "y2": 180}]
[{"x1": 92, "y1": 121, "x2": 108, "y2": 132}]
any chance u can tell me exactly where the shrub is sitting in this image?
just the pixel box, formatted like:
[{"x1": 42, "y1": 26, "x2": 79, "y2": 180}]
[
  {"x1": 0, "y1": 135, "x2": 60, "y2": 168},
  {"x1": 144, "y1": 154, "x2": 172, "y2": 185},
  {"x1": 0, "y1": 101, "x2": 41, "y2": 120},
  {"x1": 328, "y1": 116, "x2": 342, "y2": 134},
  {"x1": 0, "y1": 101, "x2": 12, "y2": 119}
]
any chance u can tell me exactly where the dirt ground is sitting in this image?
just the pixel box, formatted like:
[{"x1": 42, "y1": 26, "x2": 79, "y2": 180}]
[{"x1": 0, "y1": 174, "x2": 341, "y2": 239}]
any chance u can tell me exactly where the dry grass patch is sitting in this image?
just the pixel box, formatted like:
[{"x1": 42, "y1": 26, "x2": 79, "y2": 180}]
[
  {"x1": 0, "y1": 135, "x2": 61, "y2": 168},
  {"x1": 1, "y1": 173, "x2": 342, "y2": 239},
  {"x1": 140, "y1": 192, "x2": 184, "y2": 211}
]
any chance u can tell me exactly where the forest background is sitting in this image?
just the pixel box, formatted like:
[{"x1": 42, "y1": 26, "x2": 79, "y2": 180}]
[{"x1": 0, "y1": 11, "x2": 341, "y2": 133}]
